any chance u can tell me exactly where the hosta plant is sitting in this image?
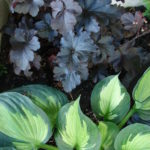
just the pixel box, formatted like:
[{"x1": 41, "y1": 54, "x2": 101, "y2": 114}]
[
  {"x1": 1, "y1": 67, "x2": 150, "y2": 149},
  {"x1": 91, "y1": 66, "x2": 150, "y2": 149}
]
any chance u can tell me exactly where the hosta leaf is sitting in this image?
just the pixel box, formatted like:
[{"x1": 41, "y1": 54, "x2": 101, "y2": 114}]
[
  {"x1": 133, "y1": 67, "x2": 150, "y2": 102},
  {"x1": 13, "y1": 84, "x2": 69, "y2": 128},
  {"x1": 114, "y1": 123, "x2": 150, "y2": 150},
  {"x1": 98, "y1": 121, "x2": 119, "y2": 150},
  {"x1": 0, "y1": 132, "x2": 16, "y2": 150},
  {"x1": 133, "y1": 67, "x2": 150, "y2": 120},
  {"x1": 91, "y1": 75, "x2": 130, "y2": 123},
  {"x1": 55, "y1": 97, "x2": 101, "y2": 150},
  {"x1": 0, "y1": 92, "x2": 51, "y2": 150}
]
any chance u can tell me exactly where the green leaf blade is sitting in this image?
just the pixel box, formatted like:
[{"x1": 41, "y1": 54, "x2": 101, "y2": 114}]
[
  {"x1": 133, "y1": 67, "x2": 150, "y2": 102},
  {"x1": 114, "y1": 123, "x2": 150, "y2": 150},
  {"x1": 91, "y1": 75, "x2": 130, "y2": 123},
  {"x1": 0, "y1": 92, "x2": 52, "y2": 149},
  {"x1": 133, "y1": 67, "x2": 150, "y2": 120},
  {"x1": 98, "y1": 121, "x2": 119, "y2": 150},
  {"x1": 13, "y1": 84, "x2": 69, "y2": 128},
  {"x1": 55, "y1": 97, "x2": 101, "y2": 150},
  {"x1": 0, "y1": 132, "x2": 16, "y2": 150}
]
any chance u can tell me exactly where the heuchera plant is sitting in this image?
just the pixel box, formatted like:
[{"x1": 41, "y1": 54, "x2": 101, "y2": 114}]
[
  {"x1": 0, "y1": 67, "x2": 150, "y2": 149},
  {"x1": 1, "y1": 0, "x2": 150, "y2": 93}
]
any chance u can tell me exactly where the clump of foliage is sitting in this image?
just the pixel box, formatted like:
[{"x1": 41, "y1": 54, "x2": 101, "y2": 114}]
[
  {"x1": 1, "y1": 0, "x2": 150, "y2": 93},
  {"x1": 0, "y1": 67, "x2": 150, "y2": 149}
]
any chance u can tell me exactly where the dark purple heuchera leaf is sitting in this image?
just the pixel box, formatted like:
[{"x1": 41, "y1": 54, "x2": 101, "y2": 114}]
[
  {"x1": 92, "y1": 36, "x2": 115, "y2": 64},
  {"x1": 121, "y1": 11, "x2": 145, "y2": 35},
  {"x1": 35, "y1": 13, "x2": 58, "y2": 41},
  {"x1": 57, "y1": 31, "x2": 98, "y2": 64},
  {"x1": 53, "y1": 31, "x2": 97, "y2": 92},
  {"x1": 50, "y1": 0, "x2": 82, "y2": 34},
  {"x1": 9, "y1": 18, "x2": 41, "y2": 76},
  {"x1": 54, "y1": 62, "x2": 88, "y2": 92},
  {"x1": 108, "y1": 41, "x2": 149, "y2": 87},
  {"x1": 11, "y1": 0, "x2": 44, "y2": 17},
  {"x1": 76, "y1": 0, "x2": 122, "y2": 29},
  {"x1": 84, "y1": 17, "x2": 100, "y2": 33}
]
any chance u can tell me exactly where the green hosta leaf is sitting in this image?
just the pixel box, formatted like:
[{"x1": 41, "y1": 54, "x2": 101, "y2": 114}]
[
  {"x1": 91, "y1": 75, "x2": 130, "y2": 123},
  {"x1": 133, "y1": 67, "x2": 150, "y2": 102},
  {"x1": 0, "y1": 92, "x2": 52, "y2": 150},
  {"x1": 98, "y1": 121, "x2": 119, "y2": 150},
  {"x1": 13, "y1": 84, "x2": 69, "y2": 128},
  {"x1": 133, "y1": 67, "x2": 150, "y2": 120},
  {"x1": 0, "y1": 132, "x2": 16, "y2": 150},
  {"x1": 55, "y1": 97, "x2": 101, "y2": 150},
  {"x1": 0, "y1": 0, "x2": 10, "y2": 49},
  {"x1": 114, "y1": 123, "x2": 150, "y2": 150}
]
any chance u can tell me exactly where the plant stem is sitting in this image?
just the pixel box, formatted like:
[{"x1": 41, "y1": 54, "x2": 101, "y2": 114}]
[
  {"x1": 118, "y1": 104, "x2": 136, "y2": 129},
  {"x1": 37, "y1": 143, "x2": 58, "y2": 150},
  {"x1": 127, "y1": 29, "x2": 150, "y2": 45}
]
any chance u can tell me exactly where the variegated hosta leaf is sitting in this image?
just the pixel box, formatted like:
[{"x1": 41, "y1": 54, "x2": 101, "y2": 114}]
[
  {"x1": 133, "y1": 67, "x2": 150, "y2": 120},
  {"x1": 0, "y1": 92, "x2": 51, "y2": 150},
  {"x1": 114, "y1": 123, "x2": 150, "y2": 150},
  {"x1": 55, "y1": 97, "x2": 101, "y2": 150},
  {"x1": 98, "y1": 121, "x2": 119, "y2": 150},
  {"x1": 91, "y1": 75, "x2": 130, "y2": 123},
  {"x1": 13, "y1": 84, "x2": 69, "y2": 128},
  {"x1": 0, "y1": 132, "x2": 16, "y2": 150}
]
